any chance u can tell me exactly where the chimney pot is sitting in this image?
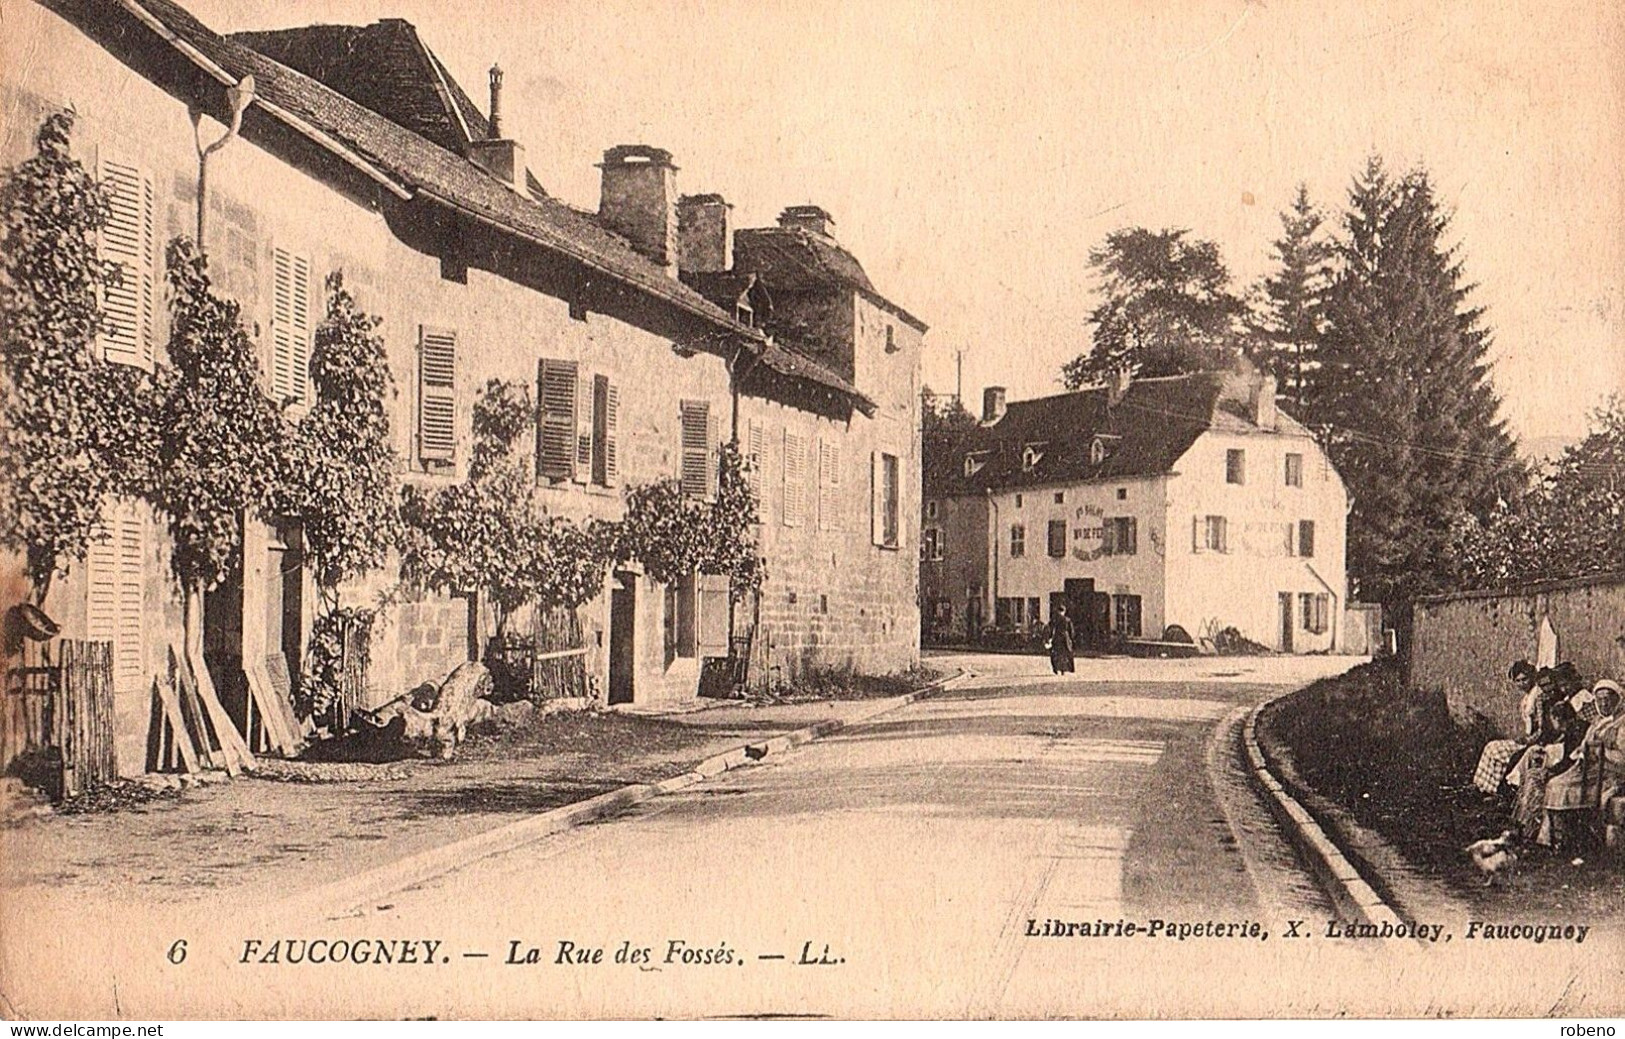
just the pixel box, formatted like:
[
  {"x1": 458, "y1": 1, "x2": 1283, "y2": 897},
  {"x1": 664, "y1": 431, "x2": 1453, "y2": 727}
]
[
  {"x1": 778, "y1": 204, "x2": 835, "y2": 238},
  {"x1": 487, "y1": 64, "x2": 504, "y2": 139},
  {"x1": 599, "y1": 145, "x2": 680, "y2": 277},
  {"x1": 982, "y1": 386, "x2": 1007, "y2": 424}
]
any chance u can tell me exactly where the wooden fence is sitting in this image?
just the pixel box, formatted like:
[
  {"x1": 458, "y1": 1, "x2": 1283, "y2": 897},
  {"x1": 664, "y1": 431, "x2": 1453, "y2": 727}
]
[
  {"x1": 3, "y1": 639, "x2": 116, "y2": 799},
  {"x1": 531, "y1": 606, "x2": 587, "y2": 700}
]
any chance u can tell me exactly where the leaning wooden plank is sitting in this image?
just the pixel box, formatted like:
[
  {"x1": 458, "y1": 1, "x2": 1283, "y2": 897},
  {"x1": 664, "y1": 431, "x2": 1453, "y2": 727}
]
[
  {"x1": 187, "y1": 655, "x2": 252, "y2": 775},
  {"x1": 169, "y1": 648, "x2": 219, "y2": 771},
  {"x1": 243, "y1": 657, "x2": 297, "y2": 756},
  {"x1": 151, "y1": 676, "x2": 199, "y2": 774},
  {"x1": 263, "y1": 654, "x2": 314, "y2": 742}
]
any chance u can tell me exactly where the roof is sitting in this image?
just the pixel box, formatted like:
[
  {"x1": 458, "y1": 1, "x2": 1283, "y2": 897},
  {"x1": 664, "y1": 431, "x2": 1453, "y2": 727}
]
[
  {"x1": 66, "y1": 0, "x2": 871, "y2": 410},
  {"x1": 735, "y1": 225, "x2": 927, "y2": 332},
  {"x1": 925, "y1": 371, "x2": 1317, "y2": 495},
  {"x1": 228, "y1": 20, "x2": 491, "y2": 155}
]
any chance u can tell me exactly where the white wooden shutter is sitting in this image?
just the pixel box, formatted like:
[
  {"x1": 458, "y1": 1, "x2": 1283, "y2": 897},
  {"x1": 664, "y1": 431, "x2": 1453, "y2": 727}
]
[
  {"x1": 870, "y1": 451, "x2": 884, "y2": 546},
  {"x1": 98, "y1": 157, "x2": 155, "y2": 368},
  {"x1": 573, "y1": 373, "x2": 593, "y2": 484},
  {"x1": 680, "y1": 400, "x2": 712, "y2": 498},
  {"x1": 417, "y1": 327, "x2": 457, "y2": 461},
  {"x1": 818, "y1": 439, "x2": 841, "y2": 530},
  {"x1": 1103, "y1": 520, "x2": 1118, "y2": 556},
  {"x1": 1192, "y1": 515, "x2": 1204, "y2": 554},
  {"x1": 536, "y1": 358, "x2": 578, "y2": 479},
  {"x1": 86, "y1": 501, "x2": 146, "y2": 689},
  {"x1": 783, "y1": 431, "x2": 807, "y2": 527},
  {"x1": 271, "y1": 248, "x2": 313, "y2": 404},
  {"x1": 746, "y1": 420, "x2": 766, "y2": 500},
  {"x1": 696, "y1": 573, "x2": 731, "y2": 657}
]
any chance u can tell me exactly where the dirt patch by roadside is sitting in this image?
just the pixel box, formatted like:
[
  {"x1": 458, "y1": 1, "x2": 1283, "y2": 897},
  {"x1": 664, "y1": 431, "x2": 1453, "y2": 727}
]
[
  {"x1": 744, "y1": 665, "x2": 946, "y2": 705},
  {"x1": 1258, "y1": 659, "x2": 1625, "y2": 918}
]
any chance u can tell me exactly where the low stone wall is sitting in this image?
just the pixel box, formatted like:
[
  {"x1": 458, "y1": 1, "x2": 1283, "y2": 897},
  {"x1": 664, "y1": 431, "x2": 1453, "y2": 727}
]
[{"x1": 1410, "y1": 574, "x2": 1625, "y2": 737}]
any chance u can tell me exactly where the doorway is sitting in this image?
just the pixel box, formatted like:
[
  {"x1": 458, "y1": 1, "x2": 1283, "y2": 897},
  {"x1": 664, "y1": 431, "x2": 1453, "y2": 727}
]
[
  {"x1": 608, "y1": 573, "x2": 636, "y2": 706},
  {"x1": 1279, "y1": 593, "x2": 1295, "y2": 653}
]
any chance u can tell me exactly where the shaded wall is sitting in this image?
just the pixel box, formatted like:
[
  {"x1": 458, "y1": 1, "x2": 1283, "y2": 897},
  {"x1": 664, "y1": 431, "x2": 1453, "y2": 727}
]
[{"x1": 1411, "y1": 575, "x2": 1625, "y2": 737}]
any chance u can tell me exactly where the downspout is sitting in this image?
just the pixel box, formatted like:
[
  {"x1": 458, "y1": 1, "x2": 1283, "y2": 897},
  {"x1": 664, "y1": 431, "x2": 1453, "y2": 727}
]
[{"x1": 193, "y1": 75, "x2": 256, "y2": 245}]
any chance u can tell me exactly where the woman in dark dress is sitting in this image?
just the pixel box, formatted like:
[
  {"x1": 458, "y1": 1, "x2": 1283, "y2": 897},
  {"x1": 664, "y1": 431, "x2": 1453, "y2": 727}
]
[{"x1": 1048, "y1": 605, "x2": 1076, "y2": 675}]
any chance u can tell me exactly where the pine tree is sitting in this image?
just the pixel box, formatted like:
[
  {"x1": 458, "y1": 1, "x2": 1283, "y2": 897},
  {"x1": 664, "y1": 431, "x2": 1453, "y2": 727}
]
[
  {"x1": 1252, "y1": 184, "x2": 1332, "y2": 407},
  {"x1": 1308, "y1": 158, "x2": 1524, "y2": 619}
]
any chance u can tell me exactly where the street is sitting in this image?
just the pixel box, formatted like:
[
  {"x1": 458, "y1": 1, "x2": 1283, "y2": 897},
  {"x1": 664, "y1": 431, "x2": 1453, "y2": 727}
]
[{"x1": 3, "y1": 653, "x2": 1619, "y2": 1019}]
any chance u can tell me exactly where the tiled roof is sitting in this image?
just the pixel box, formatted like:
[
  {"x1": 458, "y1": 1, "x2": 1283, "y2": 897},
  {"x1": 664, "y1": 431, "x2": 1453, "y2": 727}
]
[
  {"x1": 925, "y1": 372, "x2": 1314, "y2": 495},
  {"x1": 735, "y1": 226, "x2": 926, "y2": 332},
  {"x1": 75, "y1": 0, "x2": 872, "y2": 409},
  {"x1": 228, "y1": 20, "x2": 490, "y2": 155}
]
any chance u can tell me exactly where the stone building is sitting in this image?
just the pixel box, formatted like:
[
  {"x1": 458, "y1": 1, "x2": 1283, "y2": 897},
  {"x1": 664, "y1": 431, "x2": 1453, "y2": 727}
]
[
  {"x1": 1, "y1": 0, "x2": 923, "y2": 776},
  {"x1": 921, "y1": 367, "x2": 1349, "y2": 654}
]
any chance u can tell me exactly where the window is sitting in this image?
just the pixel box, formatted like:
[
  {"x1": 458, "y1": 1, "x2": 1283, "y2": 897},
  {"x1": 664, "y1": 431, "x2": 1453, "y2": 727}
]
[
  {"x1": 1226, "y1": 449, "x2": 1246, "y2": 485},
  {"x1": 818, "y1": 439, "x2": 842, "y2": 530},
  {"x1": 665, "y1": 572, "x2": 698, "y2": 661},
  {"x1": 1112, "y1": 594, "x2": 1143, "y2": 638},
  {"x1": 1285, "y1": 452, "x2": 1304, "y2": 488},
  {"x1": 871, "y1": 451, "x2": 900, "y2": 548},
  {"x1": 1054, "y1": 492, "x2": 1065, "y2": 505},
  {"x1": 964, "y1": 453, "x2": 986, "y2": 478},
  {"x1": 417, "y1": 327, "x2": 457, "y2": 463},
  {"x1": 1300, "y1": 592, "x2": 1330, "y2": 634},
  {"x1": 1195, "y1": 514, "x2": 1228, "y2": 553},
  {"x1": 1104, "y1": 517, "x2": 1138, "y2": 556},
  {"x1": 885, "y1": 324, "x2": 897, "y2": 353},
  {"x1": 680, "y1": 400, "x2": 714, "y2": 498},
  {"x1": 995, "y1": 597, "x2": 1013, "y2": 628},
  {"x1": 1022, "y1": 444, "x2": 1044, "y2": 471},
  {"x1": 270, "y1": 247, "x2": 313, "y2": 404},
  {"x1": 924, "y1": 500, "x2": 939, "y2": 520},
  {"x1": 98, "y1": 157, "x2": 155, "y2": 368},
  {"x1": 1010, "y1": 524, "x2": 1026, "y2": 558},
  {"x1": 1047, "y1": 519, "x2": 1067, "y2": 557},
  {"x1": 1090, "y1": 438, "x2": 1107, "y2": 466},
  {"x1": 590, "y1": 374, "x2": 620, "y2": 486},
  {"x1": 922, "y1": 527, "x2": 944, "y2": 561},
  {"x1": 86, "y1": 500, "x2": 146, "y2": 689},
  {"x1": 1298, "y1": 519, "x2": 1316, "y2": 559},
  {"x1": 736, "y1": 302, "x2": 754, "y2": 327},
  {"x1": 1014, "y1": 493, "x2": 1023, "y2": 509},
  {"x1": 1116, "y1": 488, "x2": 1127, "y2": 500},
  {"x1": 783, "y1": 431, "x2": 808, "y2": 527},
  {"x1": 1027, "y1": 597, "x2": 1041, "y2": 627}
]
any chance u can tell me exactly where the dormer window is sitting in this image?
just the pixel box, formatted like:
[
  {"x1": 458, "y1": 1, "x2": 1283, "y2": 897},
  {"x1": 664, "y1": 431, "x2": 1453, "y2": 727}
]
[
  {"x1": 885, "y1": 325, "x2": 897, "y2": 353},
  {"x1": 964, "y1": 452, "x2": 988, "y2": 478},
  {"x1": 1022, "y1": 443, "x2": 1046, "y2": 472},
  {"x1": 1090, "y1": 437, "x2": 1109, "y2": 466},
  {"x1": 736, "y1": 301, "x2": 754, "y2": 327}
]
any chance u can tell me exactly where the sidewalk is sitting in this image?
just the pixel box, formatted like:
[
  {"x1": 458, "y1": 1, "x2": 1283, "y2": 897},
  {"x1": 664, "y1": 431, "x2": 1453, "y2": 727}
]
[{"x1": 0, "y1": 696, "x2": 915, "y2": 907}]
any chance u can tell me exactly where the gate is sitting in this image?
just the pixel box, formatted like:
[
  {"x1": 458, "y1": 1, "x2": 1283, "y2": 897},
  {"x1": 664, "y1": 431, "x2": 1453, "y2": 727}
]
[{"x1": 3, "y1": 637, "x2": 116, "y2": 800}]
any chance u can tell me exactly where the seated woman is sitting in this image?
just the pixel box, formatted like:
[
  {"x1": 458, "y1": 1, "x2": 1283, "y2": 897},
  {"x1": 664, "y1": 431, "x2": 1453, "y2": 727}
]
[
  {"x1": 1507, "y1": 668, "x2": 1566, "y2": 790},
  {"x1": 1538, "y1": 701, "x2": 1592, "y2": 851},
  {"x1": 1473, "y1": 660, "x2": 1539, "y2": 796},
  {"x1": 1581, "y1": 680, "x2": 1624, "y2": 829}
]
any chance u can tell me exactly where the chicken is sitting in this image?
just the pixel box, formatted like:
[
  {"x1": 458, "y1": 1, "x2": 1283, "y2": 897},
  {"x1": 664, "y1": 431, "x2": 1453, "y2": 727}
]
[{"x1": 1464, "y1": 830, "x2": 1519, "y2": 886}]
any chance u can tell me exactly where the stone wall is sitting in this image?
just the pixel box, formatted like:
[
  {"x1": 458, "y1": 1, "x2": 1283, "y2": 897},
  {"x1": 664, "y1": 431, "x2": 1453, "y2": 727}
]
[{"x1": 1411, "y1": 575, "x2": 1625, "y2": 737}]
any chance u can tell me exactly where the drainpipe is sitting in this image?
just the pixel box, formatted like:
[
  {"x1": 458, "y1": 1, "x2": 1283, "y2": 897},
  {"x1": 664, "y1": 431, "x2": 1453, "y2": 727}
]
[{"x1": 193, "y1": 75, "x2": 256, "y2": 245}]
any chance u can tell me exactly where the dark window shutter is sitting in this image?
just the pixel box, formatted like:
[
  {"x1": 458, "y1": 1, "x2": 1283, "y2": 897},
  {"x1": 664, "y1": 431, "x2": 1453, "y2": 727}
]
[
  {"x1": 1299, "y1": 519, "x2": 1316, "y2": 558},
  {"x1": 417, "y1": 327, "x2": 457, "y2": 461},
  {"x1": 537, "y1": 358, "x2": 579, "y2": 480},
  {"x1": 680, "y1": 401, "x2": 712, "y2": 497},
  {"x1": 592, "y1": 375, "x2": 618, "y2": 486}
]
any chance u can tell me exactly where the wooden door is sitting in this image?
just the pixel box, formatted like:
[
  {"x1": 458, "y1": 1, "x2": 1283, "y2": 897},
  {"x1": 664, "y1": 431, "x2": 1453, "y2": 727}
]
[{"x1": 608, "y1": 577, "x2": 636, "y2": 705}]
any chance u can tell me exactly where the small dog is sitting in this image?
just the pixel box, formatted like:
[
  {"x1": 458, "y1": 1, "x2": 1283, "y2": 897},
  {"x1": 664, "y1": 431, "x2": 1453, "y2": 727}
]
[{"x1": 1465, "y1": 829, "x2": 1520, "y2": 886}]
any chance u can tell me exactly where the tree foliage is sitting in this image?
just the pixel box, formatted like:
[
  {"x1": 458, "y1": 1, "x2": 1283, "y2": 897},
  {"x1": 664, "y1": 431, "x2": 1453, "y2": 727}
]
[
  {"x1": 0, "y1": 110, "x2": 148, "y2": 594},
  {"x1": 1062, "y1": 227, "x2": 1245, "y2": 387},
  {"x1": 152, "y1": 237, "x2": 288, "y2": 591},
  {"x1": 1250, "y1": 184, "x2": 1333, "y2": 406},
  {"x1": 285, "y1": 273, "x2": 401, "y2": 598},
  {"x1": 1452, "y1": 398, "x2": 1624, "y2": 588},
  {"x1": 1305, "y1": 158, "x2": 1523, "y2": 610}
]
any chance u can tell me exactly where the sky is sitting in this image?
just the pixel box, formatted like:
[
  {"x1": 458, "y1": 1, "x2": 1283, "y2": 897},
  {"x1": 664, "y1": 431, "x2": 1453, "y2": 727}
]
[{"x1": 189, "y1": 0, "x2": 1625, "y2": 446}]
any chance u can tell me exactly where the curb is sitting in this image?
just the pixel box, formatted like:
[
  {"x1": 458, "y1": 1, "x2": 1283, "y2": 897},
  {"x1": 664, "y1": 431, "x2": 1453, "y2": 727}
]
[
  {"x1": 271, "y1": 668, "x2": 971, "y2": 920},
  {"x1": 1241, "y1": 700, "x2": 1408, "y2": 930}
]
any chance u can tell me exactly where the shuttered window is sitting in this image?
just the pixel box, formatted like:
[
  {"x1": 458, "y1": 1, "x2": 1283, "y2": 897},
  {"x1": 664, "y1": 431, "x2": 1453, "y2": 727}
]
[
  {"x1": 871, "y1": 452, "x2": 900, "y2": 548},
  {"x1": 783, "y1": 431, "x2": 807, "y2": 527},
  {"x1": 679, "y1": 401, "x2": 713, "y2": 498},
  {"x1": 417, "y1": 327, "x2": 457, "y2": 462},
  {"x1": 817, "y1": 439, "x2": 842, "y2": 530},
  {"x1": 98, "y1": 157, "x2": 155, "y2": 368},
  {"x1": 86, "y1": 501, "x2": 146, "y2": 689},
  {"x1": 591, "y1": 374, "x2": 619, "y2": 486},
  {"x1": 537, "y1": 358, "x2": 579, "y2": 480},
  {"x1": 1047, "y1": 518, "x2": 1067, "y2": 557},
  {"x1": 271, "y1": 247, "x2": 313, "y2": 404},
  {"x1": 745, "y1": 420, "x2": 766, "y2": 503},
  {"x1": 1298, "y1": 519, "x2": 1316, "y2": 559},
  {"x1": 696, "y1": 573, "x2": 731, "y2": 658},
  {"x1": 1104, "y1": 517, "x2": 1138, "y2": 556}
]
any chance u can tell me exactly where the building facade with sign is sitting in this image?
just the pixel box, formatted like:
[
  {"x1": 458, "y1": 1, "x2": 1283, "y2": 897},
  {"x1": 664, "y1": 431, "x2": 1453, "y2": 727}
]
[{"x1": 921, "y1": 367, "x2": 1349, "y2": 654}]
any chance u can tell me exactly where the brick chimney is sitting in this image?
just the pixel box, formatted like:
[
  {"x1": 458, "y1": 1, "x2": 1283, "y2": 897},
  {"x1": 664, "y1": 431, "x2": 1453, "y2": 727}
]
[
  {"x1": 1250, "y1": 373, "x2": 1279, "y2": 432},
  {"x1": 677, "y1": 193, "x2": 731, "y2": 273},
  {"x1": 1106, "y1": 368, "x2": 1133, "y2": 409},
  {"x1": 598, "y1": 145, "x2": 679, "y2": 276},
  {"x1": 467, "y1": 65, "x2": 527, "y2": 189},
  {"x1": 982, "y1": 386, "x2": 1007, "y2": 424},
  {"x1": 778, "y1": 204, "x2": 835, "y2": 238}
]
